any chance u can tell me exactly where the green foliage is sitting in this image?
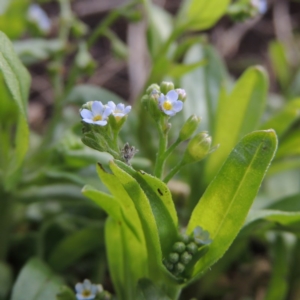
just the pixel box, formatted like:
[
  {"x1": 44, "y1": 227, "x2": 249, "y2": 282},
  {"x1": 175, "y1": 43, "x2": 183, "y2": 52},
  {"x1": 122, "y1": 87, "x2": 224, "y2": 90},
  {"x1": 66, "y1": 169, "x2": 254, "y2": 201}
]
[
  {"x1": 11, "y1": 258, "x2": 66, "y2": 300},
  {"x1": 0, "y1": 31, "x2": 31, "y2": 190}
]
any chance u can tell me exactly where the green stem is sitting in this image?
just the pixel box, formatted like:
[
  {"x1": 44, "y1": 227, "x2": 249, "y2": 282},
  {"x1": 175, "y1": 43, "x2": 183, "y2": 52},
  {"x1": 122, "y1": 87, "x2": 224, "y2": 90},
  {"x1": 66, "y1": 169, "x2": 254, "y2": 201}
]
[
  {"x1": 154, "y1": 120, "x2": 168, "y2": 178},
  {"x1": 163, "y1": 161, "x2": 182, "y2": 183},
  {"x1": 162, "y1": 138, "x2": 181, "y2": 161}
]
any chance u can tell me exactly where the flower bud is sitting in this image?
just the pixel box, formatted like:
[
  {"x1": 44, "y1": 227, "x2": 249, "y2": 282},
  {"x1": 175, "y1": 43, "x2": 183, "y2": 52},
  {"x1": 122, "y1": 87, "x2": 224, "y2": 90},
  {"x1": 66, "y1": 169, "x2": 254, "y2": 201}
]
[
  {"x1": 160, "y1": 81, "x2": 174, "y2": 95},
  {"x1": 164, "y1": 261, "x2": 174, "y2": 271},
  {"x1": 179, "y1": 233, "x2": 190, "y2": 244},
  {"x1": 180, "y1": 252, "x2": 193, "y2": 265},
  {"x1": 75, "y1": 42, "x2": 96, "y2": 73},
  {"x1": 179, "y1": 115, "x2": 201, "y2": 141},
  {"x1": 142, "y1": 94, "x2": 161, "y2": 121},
  {"x1": 173, "y1": 242, "x2": 186, "y2": 253},
  {"x1": 176, "y1": 88, "x2": 187, "y2": 102},
  {"x1": 146, "y1": 84, "x2": 160, "y2": 95},
  {"x1": 182, "y1": 132, "x2": 212, "y2": 165},
  {"x1": 169, "y1": 252, "x2": 179, "y2": 264},
  {"x1": 174, "y1": 262, "x2": 185, "y2": 274},
  {"x1": 186, "y1": 242, "x2": 198, "y2": 254}
]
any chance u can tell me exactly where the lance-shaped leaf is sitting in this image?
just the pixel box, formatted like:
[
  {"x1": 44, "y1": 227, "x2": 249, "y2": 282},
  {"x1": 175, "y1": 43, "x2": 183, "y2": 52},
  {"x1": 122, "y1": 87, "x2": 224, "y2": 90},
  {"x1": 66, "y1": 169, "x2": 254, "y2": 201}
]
[
  {"x1": 205, "y1": 67, "x2": 268, "y2": 183},
  {"x1": 105, "y1": 217, "x2": 148, "y2": 300},
  {"x1": 108, "y1": 161, "x2": 179, "y2": 285},
  {"x1": 187, "y1": 130, "x2": 277, "y2": 281},
  {"x1": 260, "y1": 98, "x2": 300, "y2": 138},
  {"x1": 113, "y1": 160, "x2": 178, "y2": 258}
]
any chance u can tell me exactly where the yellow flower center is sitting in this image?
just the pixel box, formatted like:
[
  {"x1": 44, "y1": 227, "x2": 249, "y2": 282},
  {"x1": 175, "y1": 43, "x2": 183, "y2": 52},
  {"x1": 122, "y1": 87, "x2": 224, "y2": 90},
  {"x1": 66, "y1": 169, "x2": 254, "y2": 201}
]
[
  {"x1": 93, "y1": 115, "x2": 102, "y2": 122},
  {"x1": 82, "y1": 290, "x2": 91, "y2": 297},
  {"x1": 163, "y1": 101, "x2": 172, "y2": 111}
]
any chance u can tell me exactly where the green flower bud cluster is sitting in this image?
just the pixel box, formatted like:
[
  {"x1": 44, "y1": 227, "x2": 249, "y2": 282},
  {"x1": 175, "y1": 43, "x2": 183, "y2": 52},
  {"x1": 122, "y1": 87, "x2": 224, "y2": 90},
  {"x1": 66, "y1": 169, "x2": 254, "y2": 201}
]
[{"x1": 163, "y1": 227, "x2": 212, "y2": 277}]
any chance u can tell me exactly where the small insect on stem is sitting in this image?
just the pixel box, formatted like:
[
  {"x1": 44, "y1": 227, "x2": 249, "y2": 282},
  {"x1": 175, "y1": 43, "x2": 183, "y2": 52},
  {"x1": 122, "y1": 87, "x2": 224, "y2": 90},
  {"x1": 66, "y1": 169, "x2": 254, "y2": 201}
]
[{"x1": 121, "y1": 142, "x2": 138, "y2": 165}]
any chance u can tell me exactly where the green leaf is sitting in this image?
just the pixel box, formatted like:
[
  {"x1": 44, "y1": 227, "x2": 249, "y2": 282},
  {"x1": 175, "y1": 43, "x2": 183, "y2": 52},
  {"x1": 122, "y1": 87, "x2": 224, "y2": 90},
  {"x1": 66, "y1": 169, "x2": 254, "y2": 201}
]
[
  {"x1": 14, "y1": 39, "x2": 64, "y2": 65},
  {"x1": 137, "y1": 278, "x2": 172, "y2": 300},
  {"x1": 11, "y1": 258, "x2": 64, "y2": 300},
  {"x1": 260, "y1": 98, "x2": 300, "y2": 138},
  {"x1": 48, "y1": 225, "x2": 103, "y2": 271},
  {"x1": 95, "y1": 164, "x2": 144, "y2": 243},
  {"x1": 0, "y1": 0, "x2": 29, "y2": 39},
  {"x1": 187, "y1": 130, "x2": 278, "y2": 281},
  {"x1": 65, "y1": 84, "x2": 124, "y2": 105},
  {"x1": 276, "y1": 129, "x2": 300, "y2": 159},
  {"x1": 267, "y1": 157, "x2": 300, "y2": 176},
  {"x1": 245, "y1": 210, "x2": 300, "y2": 230},
  {"x1": 105, "y1": 217, "x2": 148, "y2": 300},
  {"x1": 180, "y1": 43, "x2": 228, "y2": 133},
  {"x1": 168, "y1": 60, "x2": 206, "y2": 78},
  {"x1": 265, "y1": 234, "x2": 289, "y2": 300},
  {"x1": 82, "y1": 185, "x2": 122, "y2": 220},
  {"x1": 0, "y1": 31, "x2": 31, "y2": 190},
  {"x1": 176, "y1": 0, "x2": 230, "y2": 31},
  {"x1": 267, "y1": 194, "x2": 300, "y2": 212},
  {"x1": 269, "y1": 41, "x2": 291, "y2": 91},
  {"x1": 205, "y1": 66, "x2": 268, "y2": 182},
  {"x1": 56, "y1": 286, "x2": 76, "y2": 300},
  {"x1": 146, "y1": 4, "x2": 173, "y2": 58},
  {"x1": 113, "y1": 160, "x2": 179, "y2": 258}
]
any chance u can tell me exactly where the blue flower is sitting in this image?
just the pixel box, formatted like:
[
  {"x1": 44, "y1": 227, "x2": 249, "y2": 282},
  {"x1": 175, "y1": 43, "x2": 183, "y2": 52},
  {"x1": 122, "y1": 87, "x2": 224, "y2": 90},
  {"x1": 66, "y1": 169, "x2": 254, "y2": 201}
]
[
  {"x1": 251, "y1": 0, "x2": 267, "y2": 14},
  {"x1": 193, "y1": 226, "x2": 212, "y2": 246},
  {"x1": 158, "y1": 90, "x2": 183, "y2": 116},
  {"x1": 80, "y1": 101, "x2": 112, "y2": 126},
  {"x1": 106, "y1": 101, "x2": 131, "y2": 120},
  {"x1": 27, "y1": 4, "x2": 51, "y2": 33},
  {"x1": 75, "y1": 279, "x2": 99, "y2": 300}
]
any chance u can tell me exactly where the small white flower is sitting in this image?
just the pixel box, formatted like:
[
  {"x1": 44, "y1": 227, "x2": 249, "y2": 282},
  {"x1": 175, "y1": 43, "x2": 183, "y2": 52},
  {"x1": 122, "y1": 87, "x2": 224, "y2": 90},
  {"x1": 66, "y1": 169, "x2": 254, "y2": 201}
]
[
  {"x1": 158, "y1": 90, "x2": 183, "y2": 116},
  {"x1": 251, "y1": 0, "x2": 267, "y2": 14},
  {"x1": 80, "y1": 101, "x2": 112, "y2": 126},
  {"x1": 106, "y1": 101, "x2": 131, "y2": 120},
  {"x1": 75, "y1": 279, "x2": 98, "y2": 300},
  {"x1": 27, "y1": 4, "x2": 51, "y2": 33}
]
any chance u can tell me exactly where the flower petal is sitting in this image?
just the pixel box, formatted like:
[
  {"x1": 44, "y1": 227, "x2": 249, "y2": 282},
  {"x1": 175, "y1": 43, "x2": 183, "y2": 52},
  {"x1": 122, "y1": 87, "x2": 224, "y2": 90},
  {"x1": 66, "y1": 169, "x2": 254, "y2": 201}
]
[
  {"x1": 116, "y1": 103, "x2": 125, "y2": 112},
  {"x1": 102, "y1": 107, "x2": 112, "y2": 119},
  {"x1": 91, "y1": 284, "x2": 98, "y2": 295},
  {"x1": 166, "y1": 90, "x2": 178, "y2": 102},
  {"x1": 82, "y1": 118, "x2": 94, "y2": 124},
  {"x1": 106, "y1": 101, "x2": 116, "y2": 110},
  {"x1": 83, "y1": 279, "x2": 92, "y2": 290},
  {"x1": 158, "y1": 95, "x2": 165, "y2": 105},
  {"x1": 163, "y1": 109, "x2": 176, "y2": 116},
  {"x1": 80, "y1": 109, "x2": 93, "y2": 120},
  {"x1": 94, "y1": 120, "x2": 107, "y2": 126},
  {"x1": 114, "y1": 113, "x2": 125, "y2": 118},
  {"x1": 75, "y1": 283, "x2": 84, "y2": 293},
  {"x1": 124, "y1": 105, "x2": 131, "y2": 114},
  {"x1": 92, "y1": 101, "x2": 104, "y2": 116},
  {"x1": 172, "y1": 100, "x2": 183, "y2": 112}
]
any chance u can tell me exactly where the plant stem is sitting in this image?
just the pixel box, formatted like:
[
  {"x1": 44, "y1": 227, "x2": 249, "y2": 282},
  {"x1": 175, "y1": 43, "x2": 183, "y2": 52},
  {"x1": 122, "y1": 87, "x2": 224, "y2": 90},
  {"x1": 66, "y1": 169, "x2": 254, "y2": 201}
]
[
  {"x1": 162, "y1": 138, "x2": 181, "y2": 161},
  {"x1": 154, "y1": 120, "x2": 168, "y2": 178},
  {"x1": 163, "y1": 161, "x2": 182, "y2": 183}
]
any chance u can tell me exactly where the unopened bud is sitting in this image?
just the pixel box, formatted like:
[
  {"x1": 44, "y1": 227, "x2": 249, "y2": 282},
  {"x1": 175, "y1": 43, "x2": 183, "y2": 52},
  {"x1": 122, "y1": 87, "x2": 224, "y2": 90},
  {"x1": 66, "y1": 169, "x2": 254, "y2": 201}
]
[
  {"x1": 169, "y1": 252, "x2": 179, "y2": 263},
  {"x1": 179, "y1": 233, "x2": 190, "y2": 244},
  {"x1": 174, "y1": 262, "x2": 185, "y2": 273},
  {"x1": 176, "y1": 88, "x2": 187, "y2": 102},
  {"x1": 179, "y1": 115, "x2": 201, "y2": 141},
  {"x1": 186, "y1": 242, "x2": 198, "y2": 254},
  {"x1": 146, "y1": 84, "x2": 160, "y2": 95},
  {"x1": 75, "y1": 42, "x2": 95, "y2": 72},
  {"x1": 182, "y1": 132, "x2": 212, "y2": 165},
  {"x1": 180, "y1": 252, "x2": 193, "y2": 265},
  {"x1": 173, "y1": 242, "x2": 186, "y2": 253},
  {"x1": 160, "y1": 81, "x2": 174, "y2": 94}
]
